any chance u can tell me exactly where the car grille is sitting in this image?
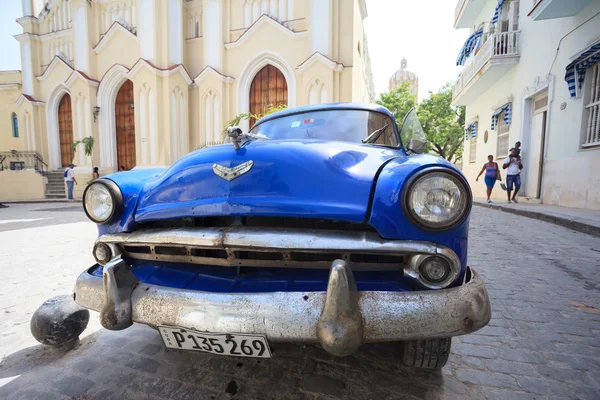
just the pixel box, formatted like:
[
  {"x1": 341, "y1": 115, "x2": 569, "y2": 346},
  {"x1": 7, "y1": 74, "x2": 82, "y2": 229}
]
[
  {"x1": 97, "y1": 223, "x2": 461, "y2": 274},
  {"x1": 120, "y1": 242, "x2": 405, "y2": 271},
  {"x1": 139, "y1": 216, "x2": 378, "y2": 232},
  {"x1": 98, "y1": 217, "x2": 423, "y2": 271}
]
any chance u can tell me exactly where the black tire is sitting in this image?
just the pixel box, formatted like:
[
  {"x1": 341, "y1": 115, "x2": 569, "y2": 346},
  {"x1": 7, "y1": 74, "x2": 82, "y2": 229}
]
[
  {"x1": 30, "y1": 295, "x2": 90, "y2": 346},
  {"x1": 400, "y1": 338, "x2": 452, "y2": 370}
]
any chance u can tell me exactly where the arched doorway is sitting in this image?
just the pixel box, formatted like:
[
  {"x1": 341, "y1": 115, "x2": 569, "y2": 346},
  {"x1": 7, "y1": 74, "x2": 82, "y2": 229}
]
[
  {"x1": 249, "y1": 65, "x2": 288, "y2": 127},
  {"x1": 115, "y1": 80, "x2": 136, "y2": 170},
  {"x1": 58, "y1": 94, "x2": 74, "y2": 167}
]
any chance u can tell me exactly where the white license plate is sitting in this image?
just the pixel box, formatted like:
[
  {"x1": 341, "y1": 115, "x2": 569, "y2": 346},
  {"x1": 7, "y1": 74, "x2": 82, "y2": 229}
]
[{"x1": 159, "y1": 326, "x2": 272, "y2": 358}]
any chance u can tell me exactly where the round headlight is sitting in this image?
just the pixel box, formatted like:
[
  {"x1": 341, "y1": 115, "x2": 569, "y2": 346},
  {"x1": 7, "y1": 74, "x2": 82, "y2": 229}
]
[
  {"x1": 83, "y1": 180, "x2": 122, "y2": 224},
  {"x1": 403, "y1": 169, "x2": 471, "y2": 231}
]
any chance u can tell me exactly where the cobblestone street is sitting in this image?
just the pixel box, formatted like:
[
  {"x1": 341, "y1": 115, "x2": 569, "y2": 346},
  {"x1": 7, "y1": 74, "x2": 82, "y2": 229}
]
[{"x1": 1, "y1": 203, "x2": 599, "y2": 400}]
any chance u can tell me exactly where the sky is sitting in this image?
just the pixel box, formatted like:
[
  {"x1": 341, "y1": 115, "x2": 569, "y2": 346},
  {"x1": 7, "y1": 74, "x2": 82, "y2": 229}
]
[
  {"x1": 364, "y1": 0, "x2": 469, "y2": 101},
  {"x1": 0, "y1": 0, "x2": 469, "y2": 101},
  {"x1": 0, "y1": 2, "x2": 22, "y2": 72}
]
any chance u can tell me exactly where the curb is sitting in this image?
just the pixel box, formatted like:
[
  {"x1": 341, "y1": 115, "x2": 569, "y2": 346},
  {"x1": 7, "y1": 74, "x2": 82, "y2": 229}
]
[
  {"x1": 0, "y1": 199, "x2": 82, "y2": 204},
  {"x1": 473, "y1": 202, "x2": 600, "y2": 238}
]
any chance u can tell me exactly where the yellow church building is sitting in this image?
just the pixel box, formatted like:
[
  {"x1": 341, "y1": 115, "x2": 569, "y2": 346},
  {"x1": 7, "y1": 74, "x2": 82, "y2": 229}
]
[{"x1": 0, "y1": 0, "x2": 374, "y2": 200}]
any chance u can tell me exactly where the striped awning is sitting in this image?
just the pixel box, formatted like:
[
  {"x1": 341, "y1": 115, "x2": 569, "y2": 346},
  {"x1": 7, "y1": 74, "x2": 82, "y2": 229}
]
[
  {"x1": 456, "y1": 30, "x2": 483, "y2": 66},
  {"x1": 565, "y1": 41, "x2": 600, "y2": 98},
  {"x1": 491, "y1": 0, "x2": 505, "y2": 24},
  {"x1": 465, "y1": 122, "x2": 478, "y2": 140},
  {"x1": 491, "y1": 103, "x2": 511, "y2": 130}
]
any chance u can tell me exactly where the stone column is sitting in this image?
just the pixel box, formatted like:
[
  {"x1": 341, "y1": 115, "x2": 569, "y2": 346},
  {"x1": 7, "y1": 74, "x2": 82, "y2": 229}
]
[
  {"x1": 18, "y1": 36, "x2": 35, "y2": 96},
  {"x1": 139, "y1": 0, "x2": 157, "y2": 62},
  {"x1": 204, "y1": 0, "x2": 222, "y2": 70},
  {"x1": 72, "y1": 1, "x2": 90, "y2": 73},
  {"x1": 22, "y1": 0, "x2": 34, "y2": 16},
  {"x1": 168, "y1": 0, "x2": 183, "y2": 65},
  {"x1": 310, "y1": 0, "x2": 331, "y2": 56}
]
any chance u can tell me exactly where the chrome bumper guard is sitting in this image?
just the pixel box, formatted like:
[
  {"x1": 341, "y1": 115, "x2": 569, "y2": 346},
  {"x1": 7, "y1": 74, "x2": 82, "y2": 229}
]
[{"x1": 74, "y1": 257, "x2": 492, "y2": 356}]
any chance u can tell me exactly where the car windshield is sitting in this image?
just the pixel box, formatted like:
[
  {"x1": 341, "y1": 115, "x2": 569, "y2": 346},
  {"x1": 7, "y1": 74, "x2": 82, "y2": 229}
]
[{"x1": 249, "y1": 109, "x2": 399, "y2": 146}]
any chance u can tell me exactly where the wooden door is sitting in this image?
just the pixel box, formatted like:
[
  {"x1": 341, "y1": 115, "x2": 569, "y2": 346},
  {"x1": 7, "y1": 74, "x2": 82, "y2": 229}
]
[
  {"x1": 526, "y1": 93, "x2": 548, "y2": 199},
  {"x1": 115, "y1": 80, "x2": 136, "y2": 170},
  {"x1": 58, "y1": 94, "x2": 74, "y2": 167},
  {"x1": 249, "y1": 65, "x2": 287, "y2": 128}
]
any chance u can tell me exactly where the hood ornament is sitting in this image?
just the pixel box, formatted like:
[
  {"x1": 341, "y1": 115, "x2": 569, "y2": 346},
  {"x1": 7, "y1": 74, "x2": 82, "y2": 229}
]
[
  {"x1": 227, "y1": 126, "x2": 246, "y2": 150},
  {"x1": 213, "y1": 160, "x2": 254, "y2": 181}
]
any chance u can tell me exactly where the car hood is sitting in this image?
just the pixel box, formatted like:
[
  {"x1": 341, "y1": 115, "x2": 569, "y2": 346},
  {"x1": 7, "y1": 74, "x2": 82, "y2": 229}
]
[{"x1": 134, "y1": 140, "x2": 405, "y2": 223}]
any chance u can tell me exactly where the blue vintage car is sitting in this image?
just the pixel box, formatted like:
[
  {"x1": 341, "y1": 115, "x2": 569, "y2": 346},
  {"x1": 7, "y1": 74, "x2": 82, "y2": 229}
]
[{"x1": 54, "y1": 103, "x2": 491, "y2": 369}]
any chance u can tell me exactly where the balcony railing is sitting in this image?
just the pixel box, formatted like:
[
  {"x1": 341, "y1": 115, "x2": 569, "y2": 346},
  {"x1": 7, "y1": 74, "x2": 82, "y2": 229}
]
[
  {"x1": 454, "y1": 31, "x2": 520, "y2": 99},
  {"x1": 0, "y1": 151, "x2": 48, "y2": 174}
]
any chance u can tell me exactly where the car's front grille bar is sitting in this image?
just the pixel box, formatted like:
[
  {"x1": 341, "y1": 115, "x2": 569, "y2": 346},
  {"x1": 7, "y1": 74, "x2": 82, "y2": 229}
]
[{"x1": 96, "y1": 227, "x2": 460, "y2": 271}]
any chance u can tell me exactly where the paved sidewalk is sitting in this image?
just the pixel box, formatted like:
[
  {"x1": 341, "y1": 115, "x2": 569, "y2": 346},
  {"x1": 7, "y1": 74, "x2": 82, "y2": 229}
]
[
  {"x1": 1, "y1": 199, "x2": 80, "y2": 204},
  {"x1": 473, "y1": 199, "x2": 600, "y2": 237}
]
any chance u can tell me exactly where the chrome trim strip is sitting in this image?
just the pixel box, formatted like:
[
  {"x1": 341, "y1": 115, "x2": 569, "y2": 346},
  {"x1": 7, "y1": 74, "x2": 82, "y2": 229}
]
[
  {"x1": 95, "y1": 227, "x2": 461, "y2": 283},
  {"x1": 96, "y1": 226, "x2": 461, "y2": 289},
  {"x1": 112, "y1": 253, "x2": 405, "y2": 271},
  {"x1": 74, "y1": 265, "x2": 491, "y2": 344},
  {"x1": 97, "y1": 227, "x2": 439, "y2": 253}
]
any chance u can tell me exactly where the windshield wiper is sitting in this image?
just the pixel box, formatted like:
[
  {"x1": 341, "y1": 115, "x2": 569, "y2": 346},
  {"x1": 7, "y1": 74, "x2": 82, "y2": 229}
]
[{"x1": 362, "y1": 124, "x2": 389, "y2": 144}]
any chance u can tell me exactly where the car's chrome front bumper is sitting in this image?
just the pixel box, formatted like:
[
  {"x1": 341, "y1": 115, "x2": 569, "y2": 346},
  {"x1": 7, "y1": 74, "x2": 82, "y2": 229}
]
[{"x1": 74, "y1": 257, "x2": 491, "y2": 356}]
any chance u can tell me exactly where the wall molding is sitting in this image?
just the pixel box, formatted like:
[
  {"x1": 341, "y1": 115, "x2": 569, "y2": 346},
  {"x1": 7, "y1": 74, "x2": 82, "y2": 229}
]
[
  {"x1": 65, "y1": 70, "x2": 100, "y2": 88},
  {"x1": 296, "y1": 52, "x2": 344, "y2": 73},
  {"x1": 225, "y1": 14, "x2": 307, "y2": 50},
  {"x1": 93, "y1": 22, "x2": 138, "y2": 54},
  {"x1": 36, "y1": 56, "x2": 73, "y2": 81},
  {"x1": 16, "y1": 94, "x2": 45, "y2": 107},
  {"x1": 184, "y1": 0, "x2": 203, "y2": 8},
  {"x1": 490, "y1": 96, "x2": 514, "y2": 111},
  {"x1": 45, "y1": 82, "x2": 71, "y2": 168},
  {"x1": 127, "y1": 59, "x2": 194, "y2": 85},
  {"x1": 97, "y1": 64, "x2": 130, "y2": 169},
  {"x1": 523, "y1": 74, "x2": 553, "y2": 98},
  {"x1": 194, "y1": 66, "x2": 235, "y2": 84}
]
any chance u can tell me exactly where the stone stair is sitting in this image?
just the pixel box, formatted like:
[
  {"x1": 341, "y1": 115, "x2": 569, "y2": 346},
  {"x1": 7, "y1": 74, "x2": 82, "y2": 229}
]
[{"x1": 45, "y1": 170, "x2": 66, "y2": 199}]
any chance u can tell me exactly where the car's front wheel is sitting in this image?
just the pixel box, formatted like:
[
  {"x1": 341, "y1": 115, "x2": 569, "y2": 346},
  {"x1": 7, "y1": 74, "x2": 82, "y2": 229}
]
[{"x1": 400, "y1": 338, "x2": 452, "y2": 370}]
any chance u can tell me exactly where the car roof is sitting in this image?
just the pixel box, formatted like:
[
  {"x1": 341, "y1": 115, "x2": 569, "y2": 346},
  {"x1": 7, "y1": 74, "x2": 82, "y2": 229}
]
[{"x1": 254, "y1": 102, "x2": 396, "y2": 127}]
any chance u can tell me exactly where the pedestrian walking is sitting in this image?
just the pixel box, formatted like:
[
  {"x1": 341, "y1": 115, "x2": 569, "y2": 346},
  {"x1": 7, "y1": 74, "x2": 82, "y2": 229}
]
[
  {"x1": 476, "y1": 155, "x2": 502, "y2": 203},
  {"x1": 502, "y1": 148, "x2": 523, "y2": 203},
  {"x1": 92, "y1": 167, "x2": 100, "y2": 180},
  {"x1": 64, "y1": 163, "x2": 78, "y2": 200}
]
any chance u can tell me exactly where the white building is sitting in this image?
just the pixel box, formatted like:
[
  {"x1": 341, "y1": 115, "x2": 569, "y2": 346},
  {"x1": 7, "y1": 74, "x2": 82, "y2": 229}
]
[{"x1": 453, "y1": 0, "x2": 600, "y2": 210}]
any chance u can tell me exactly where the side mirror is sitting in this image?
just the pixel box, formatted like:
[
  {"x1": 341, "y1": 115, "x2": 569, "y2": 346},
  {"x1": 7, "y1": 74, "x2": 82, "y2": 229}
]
[{"x1": 407, "y1": 139, "x2": 425, "y2": 155}]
